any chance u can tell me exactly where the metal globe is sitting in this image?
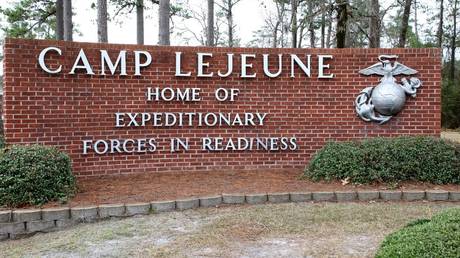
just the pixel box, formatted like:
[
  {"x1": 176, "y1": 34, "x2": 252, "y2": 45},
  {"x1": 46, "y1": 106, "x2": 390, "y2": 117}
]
[{"x1": 371, "y1": 82, "x2": 406, "y2": 116}]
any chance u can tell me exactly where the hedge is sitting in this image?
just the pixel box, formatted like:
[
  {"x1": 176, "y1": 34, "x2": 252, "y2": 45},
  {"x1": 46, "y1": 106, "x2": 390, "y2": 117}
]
[
  {"x1": 0, "y1": 145, "x2": 76, "y2": 207},
  {"x1": 375, "y1": 208, "x2": 460, "y2": 258},
  {"x1": 304, "y1": 136, "x2": 460, "y2": 184}
]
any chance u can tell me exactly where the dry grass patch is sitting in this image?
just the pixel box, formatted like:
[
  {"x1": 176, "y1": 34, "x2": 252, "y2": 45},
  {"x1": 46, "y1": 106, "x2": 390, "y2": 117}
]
[{"x1": 441, "y1": 131, "x2": 460, "y2": 143}]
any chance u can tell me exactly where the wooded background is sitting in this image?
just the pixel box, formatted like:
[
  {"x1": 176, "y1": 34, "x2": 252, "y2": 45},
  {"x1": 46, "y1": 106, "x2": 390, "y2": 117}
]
[{"x1": 0, "y1": 0, "x2": 457, "y2": 128}]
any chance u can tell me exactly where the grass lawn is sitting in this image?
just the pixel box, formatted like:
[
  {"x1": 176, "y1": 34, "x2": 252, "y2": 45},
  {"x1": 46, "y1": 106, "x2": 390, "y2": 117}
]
[{"x1": 1, "y1": 202, "x2": 458, "y2": 258}]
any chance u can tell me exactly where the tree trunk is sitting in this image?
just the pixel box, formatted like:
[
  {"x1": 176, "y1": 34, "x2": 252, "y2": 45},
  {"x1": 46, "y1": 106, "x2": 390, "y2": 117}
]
[
  {"x1": 309, "y1": 22, "x2": 315, "y2": 47},
  {"x1": 414, "y1": 0, "x2": 418, "y2": 43},
  {"x1": 56, "y1": 0, "x2": 64, "y2": 40},
  {"x1": 335, "y1": 0, "x2": 348, "y2": 48},
  {"x1": 63, "y1": 0, "x2": 73, "y2": 41},
  {"x1": 291, "y1": 0, "x2": 297, "y2": 48},
  {"x1": 437, "y1": 0, "x2": 444, "y2": 48},
  {"x1": 326, "y1": 10, "x2": 332, "y2": 48},
  {"x1": 450, "y1": 0, "x2": 458, "y2": 81},
  {"x1": 369, "y1": 0, "x2": 380, "y2": 48},
  {"x1": 227, "y1": 0, "x2": 234, "y2": 47},
  {"x1": 398, "y1": 0, "x2": 412, "y2": 47},
  {"x1": 345, "y1": 18, "x2": 351, "y2": 47},
  {"x1": 273, "y1": 21, "x2": 280, "y2": 48},
  {"x1": 308, "y1": 0, "x2": 315, "y2": 47},
  {"x1": 320, "y1": 10, "x2": 325, "y2": 48},
  {"x1": 136, "y1": 0, "x2": 144, "y2": 45},
  {"x1": 207, "y1": 0, "x2": 214, "y2": 46},
  {"x1": 158, "y1": 0, "x2": 170, "y2": 45},
  {"x1": 298, "y1": 23, "x2": 304, "y2": 48},
  {"x1": 97, "y1": 0, "x2": 108, "y2": 42}
]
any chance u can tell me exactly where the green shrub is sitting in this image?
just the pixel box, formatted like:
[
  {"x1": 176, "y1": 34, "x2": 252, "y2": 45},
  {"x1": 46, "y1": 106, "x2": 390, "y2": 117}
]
[
  {"x1": 442, "y1": 78, "x2": 460, "y2": 128},
  {"x1": 305, "y1": 136, "x2": 460, "y2": 184},
  {"x1": 0, "y1": 145, "x2": 76, "y2": 207},
  {"x1": 0, "y1": 134, "x2": 5, "y2": 149},
  {"x1": 375, "y1": 208, "x2": 460, "y2": 258}
]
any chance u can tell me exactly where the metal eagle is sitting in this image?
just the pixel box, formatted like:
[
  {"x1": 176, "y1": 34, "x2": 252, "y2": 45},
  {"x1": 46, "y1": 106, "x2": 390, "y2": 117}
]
[{"x1": 354, "y1": 55, "x2": 422, "y2": 124}]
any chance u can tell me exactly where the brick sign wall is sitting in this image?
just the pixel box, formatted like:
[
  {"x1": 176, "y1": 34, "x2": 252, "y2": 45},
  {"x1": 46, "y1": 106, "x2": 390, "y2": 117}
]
[{"x1": 3, "y1": 38, "x2": 441, "y2": 177}]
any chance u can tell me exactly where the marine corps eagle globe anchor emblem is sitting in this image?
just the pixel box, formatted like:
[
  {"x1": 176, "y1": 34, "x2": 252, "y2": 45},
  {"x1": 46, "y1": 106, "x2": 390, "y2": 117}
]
[{"x1": 354, "y1": 55, "x2": 422, "y2": 124}]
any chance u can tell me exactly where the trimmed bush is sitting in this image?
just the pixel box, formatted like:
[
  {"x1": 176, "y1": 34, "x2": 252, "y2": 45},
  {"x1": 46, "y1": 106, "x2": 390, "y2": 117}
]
[
  {"x1": 0, "y1": 134, "x2": 5, "y2": 149},
  {"x1": 0, "y1": 145, "x2": 76, "y2": 207},
  {"x1": 376, "y1": 208, "x2": 460, "y2": 258},
  {"x1": 305, "y1": 136, "x2": 460, "y2": 184}
]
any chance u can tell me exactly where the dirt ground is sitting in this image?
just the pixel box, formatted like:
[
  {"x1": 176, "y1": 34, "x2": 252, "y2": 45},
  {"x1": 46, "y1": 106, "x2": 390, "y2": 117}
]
[
  {"x1": 40, "y1": 168, "x2": 458, "y2": 208},
  {"x1": 1, "y1": 202, "x2": 458, "y2": 258}
]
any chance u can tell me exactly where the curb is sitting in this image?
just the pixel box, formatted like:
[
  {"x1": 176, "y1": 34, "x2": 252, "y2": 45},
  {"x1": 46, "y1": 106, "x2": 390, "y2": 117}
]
[{"x1": 1, "y1": 190, "x2": 460, "y2": 241}]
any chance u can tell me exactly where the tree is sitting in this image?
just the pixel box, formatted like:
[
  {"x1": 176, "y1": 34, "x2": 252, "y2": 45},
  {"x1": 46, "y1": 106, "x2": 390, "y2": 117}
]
[
  {"x1": 247, "y1": 0, "x2": 288, "y2": 48},
  {"x1": 109, "y1": 0, "x2": 155, "y2": 45},
  {"x1": 250, "y1": 0, "x2": 330, "y2": 48},
  {"x1": 325, "y1": 2, "x2": 333, "y2": 47},
  {"x1": 450, "y1": 0, "x2": 458, "y2": 81},
  {"x1": 335, "y1": 0, "x2": 348, "y2": 48},
  {"x1": 0, "y1": 0, "x2": 57, "y2": 39},
  {"x1": 110, "y1": 0, "x2": 184, "y2": 44},
  {"x1": 437, "y1": 0, "x2": 444, "y2": 48},
  {"x1": 291, "y1": 0, "x2": 298, "y2": 48},
  {"x1": 97, "y1": 0, "x2": 108, "y2": 42},
  {"x1": 207, "y1": 0, "x2": 214, "y2": 46},
  {"x1": 158, "y1": 0, "x2": 170, "y2": 45},
  {"x1": 369, "y1": 0, "x2": 380, "y2": 48},
  {"x1": 217, "y1": 0, "x2": 242, "y2": 47},
  {"x1": 136, "y1": 0, "x2": 144, "y2": 44},
  {"x1": 63, "y1": 0, "x2": 73, "y2": 41},
  {"x1": 273, "y1": 0, "x2": 289, "y2": 48},
  {"x1": 398, "y1": 0, "x2": 411, "y2": 47},
  {"x1": 413, "y1": 0, "x2": 419, "y2": 43},
  {"x1": 176, "y1": 1, "x2": 224, "y2": 46},
  {"x1": 56, "y1": 0, "x2": 64, "y2": 40},
  {"x1": 320, "y1": 5, "x2": 326, "y2": 48},
  {"x1": 307, "y1": 0, "x2": 316, "y2": 48}
]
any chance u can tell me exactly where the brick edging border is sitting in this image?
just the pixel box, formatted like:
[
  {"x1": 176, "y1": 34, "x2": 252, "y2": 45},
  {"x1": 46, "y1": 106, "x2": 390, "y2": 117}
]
[{"x1": 1, "y1": 190, "x2": 458, "y2": 241}]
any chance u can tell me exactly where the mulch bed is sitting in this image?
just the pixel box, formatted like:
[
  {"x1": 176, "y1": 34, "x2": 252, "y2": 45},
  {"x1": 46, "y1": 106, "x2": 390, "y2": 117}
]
[{"x1": 39, "y1": 169, "x2": 460, "y2": 208}]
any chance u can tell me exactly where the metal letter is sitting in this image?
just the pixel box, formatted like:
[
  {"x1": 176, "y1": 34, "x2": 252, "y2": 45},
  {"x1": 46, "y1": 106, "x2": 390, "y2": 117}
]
[
  {"x1": 318, "y1": 55, "x2": 334, "y2": 78},
  {"x1": 263, "y1": 54, "x2": 282, "y2": 78},
  {"x1": 82, "y1": 140, "x2": 92, "y2": 154},
  {"x1": 69, "y1": 49, "x2": 95, "y2": 75},
  {"x1": 175, "y1": 52, "x2": 191, "y2": 77},
  {"x1": 38, "y1": 47, "x2": 62, "y2": 74},
  {"x1": 218, "y1": 53, "x2": 233, "y2": 77},
  {"x1": 197, "y1": 53, "x2": 214, "y2": 77},
  {"x1": 100, "y1": 50, "x2": 127, "y2": 75},
  {"x1": 241, "y1": 54, "x2": 256, "y2": 78},
  {"x1": 115, "y1": 113, "x2": 125, "y2": 127},
  {"x1": 290, "y1": 54, "x2": 311, "y2": 77},
  {"x1": 94, "y1": 140, "x2": 109, "y2": 154},
  {"x1": 134, "y1": 51, "x2": 152, "y2": 76}
]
